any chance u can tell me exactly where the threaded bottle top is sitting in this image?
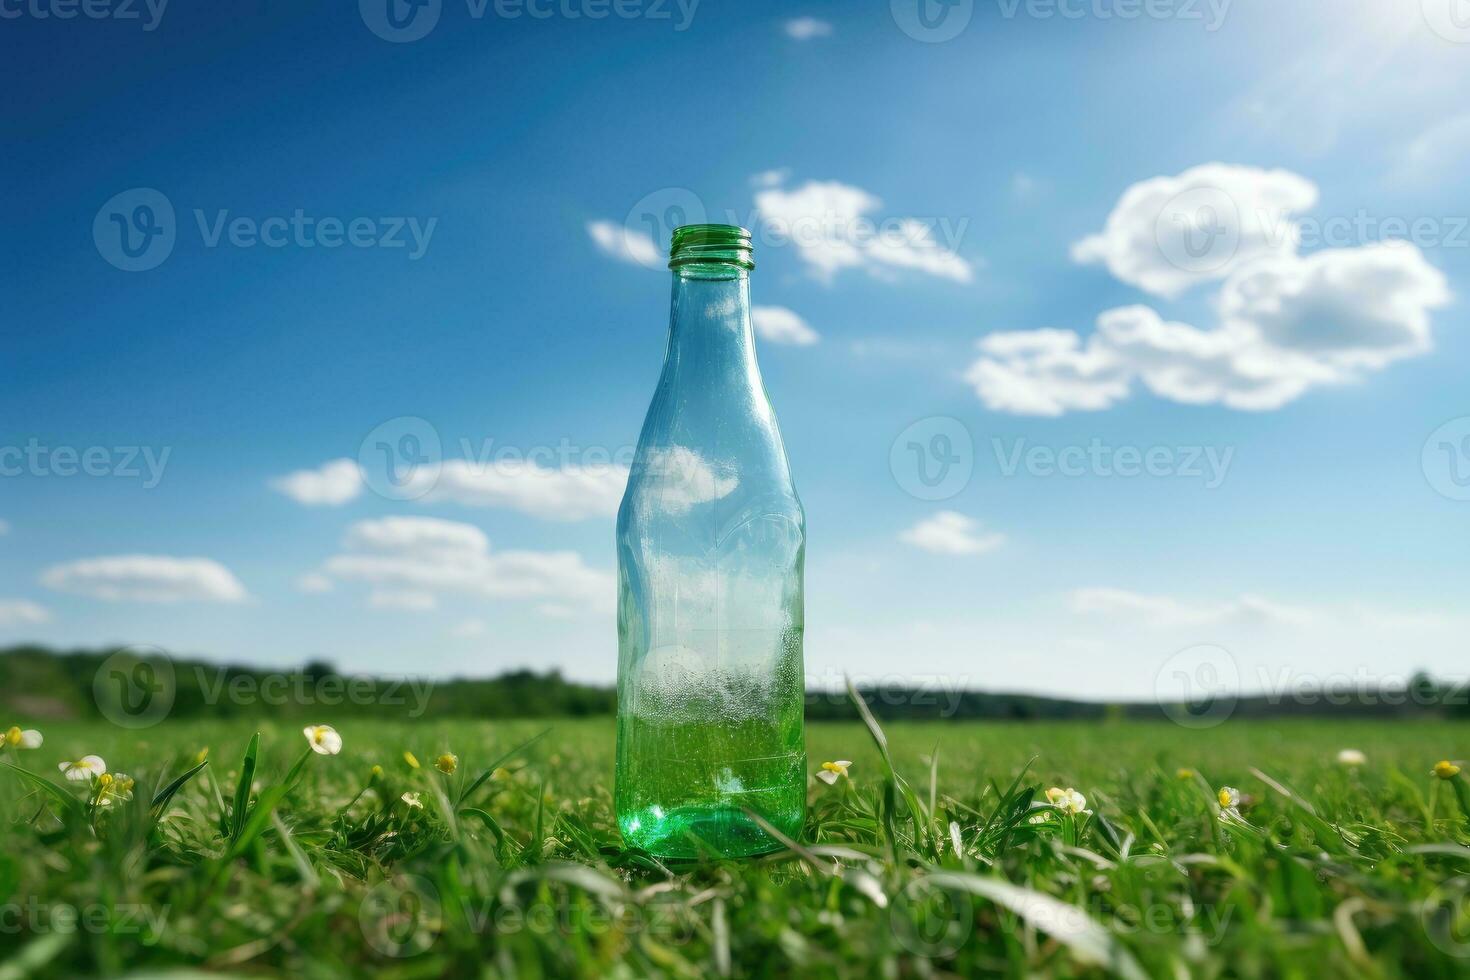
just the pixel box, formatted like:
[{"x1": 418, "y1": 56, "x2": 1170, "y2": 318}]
[{"x1": 668, "y1": 224, "x2": 754, "y2": 271}]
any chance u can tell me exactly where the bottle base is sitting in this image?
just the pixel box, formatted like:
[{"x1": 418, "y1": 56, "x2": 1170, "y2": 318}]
[{"x1": 619, "y1": 803, "x2": 801, "y2": 859}]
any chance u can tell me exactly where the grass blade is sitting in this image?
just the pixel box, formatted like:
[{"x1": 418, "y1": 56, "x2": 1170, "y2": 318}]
[
  {"x1": 927, "y1": 871, "x2": 1149, "y2": 980},
  {"x1": 229, "y1": 733, "x2": 261, "y2": 842},
  {"x1": 457, "y1": 728, "x2": 549, "y2": 808},
  {"x1": 3, "y1": 764, "x2": 84, "y2": 820},
  {"x1": 151, "y1": 760, "x2": 209, "y2": 814}
]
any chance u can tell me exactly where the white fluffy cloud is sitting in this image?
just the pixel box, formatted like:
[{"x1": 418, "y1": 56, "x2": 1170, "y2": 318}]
[
  {"x1": 413, "y1": 459, "x2": 628, "y2": 521},
  {"x1": 1069, "y1": 587, "x2": 1314, "y2": 629},
  {"x1": 753, "y1": 178, "x2": 973, "y2": 284},
  {"x1": 971, "y1": 167, "x2": 1450, "y2": 418},
  {"x1": 1071, "y1": 163, "x2": 1318, "y2": 298},
  {"x1": 275, "y1": 456, "x2": 629, "y2": 522},
  {"x1": 899, "y1": 512, "x2": 1004, "y2": 556},
  {"x1": 586, "y1": 220, "x2": 661, "y2": 268},
  {"x1": 317, "y1": 516, "x2": 611, "y2": 614},
  {"x1": 0, "y1": 599, "x2": 50, "y2": 626},
  {"x1": 784, "y1": 17, "x2": 832, "y2": 39},
  {"x1": 0, "y1": 519, "x2": 10, "y2": 535},
  {"x1": 751, "y1": 306, "x2": 820, "y2": 346},
  {"x1": 41, "y1": 556, "x2": 249, "y2": 603},
  {"x1": 271, "y1": 458, "x2": 363, "y2": 506}
]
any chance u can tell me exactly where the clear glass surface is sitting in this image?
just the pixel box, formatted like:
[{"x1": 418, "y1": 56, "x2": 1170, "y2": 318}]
[{"x1": 614, "y1": 254, "x2": 806, "y2": 858}]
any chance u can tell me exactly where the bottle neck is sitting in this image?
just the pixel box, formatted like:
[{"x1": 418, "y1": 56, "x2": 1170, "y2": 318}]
[{"x1": 663, "y1": 264, "x2": 760, "y2": 393}]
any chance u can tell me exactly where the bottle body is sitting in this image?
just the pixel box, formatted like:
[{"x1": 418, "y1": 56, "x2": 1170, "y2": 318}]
[{"x1": 614, "y1": 231, "x2": 806, "y2": 858}]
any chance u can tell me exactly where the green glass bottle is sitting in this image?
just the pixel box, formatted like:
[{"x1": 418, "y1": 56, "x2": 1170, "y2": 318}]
[{"x1": 614, "y1": 225, "x2": 807, "y2": 858}]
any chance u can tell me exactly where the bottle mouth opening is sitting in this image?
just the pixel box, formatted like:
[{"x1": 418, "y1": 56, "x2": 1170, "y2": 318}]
[{"x1": 668, "y1": 224, "x2": 754, "y2": 271}]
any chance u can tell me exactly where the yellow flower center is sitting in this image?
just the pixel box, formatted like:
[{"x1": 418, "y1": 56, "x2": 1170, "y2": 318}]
[
  {"x1": 1433, "y1": 760, "x2": 1461, "y2": 779},
  {"x1": 98, "y1": 773, "x2": 114, "y2": 788},
  {"x1": 1217, "y1": 789, "x2": 1233, "y2": 807},
  {"x1": 4, "y1": 726, "x2": 20, "y2": 746},
  {"x1": 436, "y1": 754, "x2": 457, "y2": 774},
  {"x1": 821, "y1": 762, "x2": 845, "y2": 774}
]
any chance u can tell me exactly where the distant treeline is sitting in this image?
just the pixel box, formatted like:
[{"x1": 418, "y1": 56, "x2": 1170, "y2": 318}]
[{"x1": 2, "y1": 645, "x2": 1465, "y2": 722}]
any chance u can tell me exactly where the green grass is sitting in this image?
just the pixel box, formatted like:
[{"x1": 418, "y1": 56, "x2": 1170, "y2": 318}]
[{"x1": 2, "y1": 715, "x2": 1468, "y2": 977}]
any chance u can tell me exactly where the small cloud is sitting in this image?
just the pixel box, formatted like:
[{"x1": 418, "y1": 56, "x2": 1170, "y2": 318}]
[
  {"x1": 754, "y1": 179, "x2": 974, "y2": 284},
  {"x1": 750, "y1": 168, "x2": 791, "y2": 188},
  {"x1": 899, "y1": 512, "x2": 1004, "y2": 556},
  {"x1": 0, "y1": 599, "x2": 50, "y2": 627},
  {"x1": 752, "y1": 305, "x2": 820, "y2": 346},
  {"x1": 0, "y1": 519, "x2": 10, "y2": 535},
  {"x1": 587, "y1": 220, "x2": 661, "y2": 268},
  {"x1": 41, "y1": 556, "x2": 249, "y2": 604},
  {"x1": 369, "y1": 590, "x2": 438, "y2": 612},
  {"x1": 415, "y1": 459, "x2": 629, "y2": 522},
  {"x1": 1391, "y1": 114, "x2": 1470, "y2": 187},
  {"x1": 784, "y1": 17, "x2": 832, "y2": 40},
  {"x1": 296, "y1": 573, "x2": 334, "y2": 594},
  {"x1": 322, "y1": 516, "x2": 612, "y2": 614},
  {"x1": 1011, "y1": 172, "x2": 1045, "y2": 202},
  {"x1": 271, "y1": 459, "x2": 363, "y2": 506},
  {"x1": 451, "y1": 618, "x2": 487, "y2": 638}
]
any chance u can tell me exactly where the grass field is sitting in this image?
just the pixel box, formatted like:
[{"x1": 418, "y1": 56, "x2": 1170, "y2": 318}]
[{"x1": 2, "y1": 714, "x2": 1469, "y2": 977}]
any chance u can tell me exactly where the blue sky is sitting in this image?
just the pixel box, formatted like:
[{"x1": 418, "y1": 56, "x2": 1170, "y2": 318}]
[{"x1": 3, "y1": 0, "x2": 1468, "y2": 699}]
